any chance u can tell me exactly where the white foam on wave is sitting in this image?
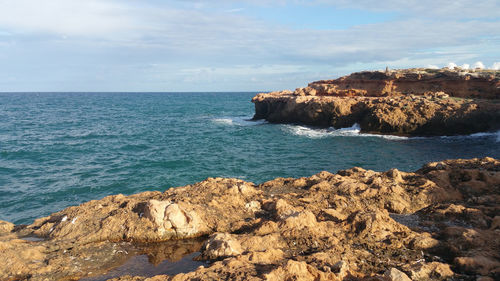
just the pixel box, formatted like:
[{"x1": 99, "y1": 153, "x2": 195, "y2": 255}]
[
  {"x1": 283, "y1": 123, "x2": 409, "y2": 140},
  {"x1": 212, "y1": 118, "x2": 234, "y2": 125},
  {"x1": 285, "y1": 124, "x2": 500, "y2": 142},
  {"x1": 216, "y1": 118, "x2": 500, "y2": 142},
  {"x1": 372, "y1": 133, "x2": 412, "y2": 140},
  {"x1": 441, "y1": 130, "x2": 500, "y2": 142},
  {"x1": 212, "y1": 117, "x2": 267, "y2": 126},
  {"x1": 285, "y1": 125, "x2": 331, "y2": 139}
]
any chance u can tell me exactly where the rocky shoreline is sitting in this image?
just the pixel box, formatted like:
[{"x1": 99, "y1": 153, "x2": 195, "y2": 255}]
[
  {"x1": 252, "y1": 68, "x2": 500, "y2": 136},
  {"x1": 1, "y1": 157, "x2": 499, "y2": 280}
]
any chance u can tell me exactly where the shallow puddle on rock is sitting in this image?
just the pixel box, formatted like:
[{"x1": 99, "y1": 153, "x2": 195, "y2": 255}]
[
  {"x1": 81, "y1": 238, "x2": 206, "y2": 280},
  {"x1": 82, "y1": 252, "x2": 205, "y2": 280}
]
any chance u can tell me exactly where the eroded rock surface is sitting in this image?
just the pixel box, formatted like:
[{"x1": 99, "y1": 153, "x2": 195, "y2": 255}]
[
  {"x1": 252, "y1": 68, "x2": 500, "y2": 136},
  {"x1": 1, "y1": 158, "x2": 499, "y2": 280},
  {"x1": 308, "y1": 68, "x2": 499, "y2": 99}
]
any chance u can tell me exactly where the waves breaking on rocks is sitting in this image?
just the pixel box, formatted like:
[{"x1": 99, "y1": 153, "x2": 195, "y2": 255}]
[
  {"x1": 282, "y1": 123, "x2": 500, "y2": 142},
  {"x1": 282, "y1": 123, "x2": 408, "y2": 140}
]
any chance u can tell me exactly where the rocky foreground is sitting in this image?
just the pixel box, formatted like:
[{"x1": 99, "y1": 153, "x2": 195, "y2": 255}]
[
  {"x1": 1, "y1": 158, "x2": 499, "y2": 280},
  {"x1": 252, "y1": 68, "x2": 500, "y2": 136}
]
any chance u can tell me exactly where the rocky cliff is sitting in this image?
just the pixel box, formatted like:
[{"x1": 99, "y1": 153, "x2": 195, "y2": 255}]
[
  {"x1": 1, "y1": 158, "x2": 499, "y2": 280},
  {"x1": 252, "y1": 68, "x2": 500, "y2": 136}
]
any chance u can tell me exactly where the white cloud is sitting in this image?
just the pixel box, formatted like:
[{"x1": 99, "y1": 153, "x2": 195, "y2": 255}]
[
  {"x1": 225, "y1": 8, "x2": 244, "y2": 13},
  {"x1": 426, "y1": 65, "x2": 439, "y2": 69},
  {"x1": 0, "y1": 0, "x2": 498, "y2": 91},
  {"x1": 0, "y1": 0, "x2": 498, "y2": 60},
  {"x1": 254, "y1": 0, "x2": 500, "y2": 19},
  {"x1": 180, "y1": 64, "x2": 305, "y2": 75},
  {"x1": 0, "y1": 0, "x2": 143, "y2": 37},
  {"x1": 473, "y1": 61, "x2": 485, "y2": 69},
  {"x1": 493, "y1": 62, "x2": 500, "y2": 70},
  {"x1": 447, "y1": 62, "x2": 457, "y2": 69},
  {"x1": 350, "y1": 0, "x2": 498, "y2": 19},
  {"x1": 460, "y1": 63, "x2": 470, "y2": 69}
]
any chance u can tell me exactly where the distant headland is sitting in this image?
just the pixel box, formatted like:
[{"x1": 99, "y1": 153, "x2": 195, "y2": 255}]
[{"x1": 252, "y1": 67, "x2": 500, "y2": 136}]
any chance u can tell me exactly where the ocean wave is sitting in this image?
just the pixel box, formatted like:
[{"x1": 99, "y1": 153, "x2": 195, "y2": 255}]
[
  {"x1": 212, "y1": 118, "x2": 234, "y2": 125},
  {"x1": 212, "y1": 117, "x2": 267, "y2": 126},
  {"x1": 285, "y1": 124, "x2": 500, "y2": 142},
  {"x1": 441, "y1": 130, "x2": 500, "y2": 142},
  {"x1": 282, "y1": 124, "x2": 409, "y2": 140}
]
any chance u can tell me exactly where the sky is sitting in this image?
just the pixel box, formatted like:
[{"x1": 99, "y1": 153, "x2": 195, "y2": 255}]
[{"x1": 0, "y1": 0, "x2": 499, "y2": 92}]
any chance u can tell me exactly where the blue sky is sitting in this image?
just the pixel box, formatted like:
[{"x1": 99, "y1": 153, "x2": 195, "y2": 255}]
[{"x1": 0, "y1": 0, "x2": 498, "y2": 92}]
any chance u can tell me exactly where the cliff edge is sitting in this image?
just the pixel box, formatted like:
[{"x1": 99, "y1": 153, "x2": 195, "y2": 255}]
[{"x1": 252, "y1": 68, "x2": 500, "y2": 136}]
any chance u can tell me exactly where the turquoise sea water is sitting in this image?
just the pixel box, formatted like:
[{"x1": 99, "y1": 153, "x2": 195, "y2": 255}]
[{"x1": 1, "y1": 92, "x2": 499, "y2": 225}]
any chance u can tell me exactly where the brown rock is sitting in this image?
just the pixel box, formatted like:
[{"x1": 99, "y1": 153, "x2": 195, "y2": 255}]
[
  {"x1": 0, "y1": 158, "x2": 499, "y2": 280},
  {"x1": 144, "y1": 200, "x2": 171, "y2": 230},
  {"x1": 409, "y1": 233, "x2": 439, "y2": 249},
  {"x1": 143, "y1": 200, "x2": 206, "y2": 238},
  {"x1": 310, "y1": 68, "x2": 499, "y2": 99},
  {"x1": 202, "y1": 233, "x2": 243, "y2": 259},
  {"x1": 454, "y1": 256, "x2": 500, "y2": 275},
  {"x1": 264, "y1": 260, "x2": 337, "y2": 281},
  {"x1": 252, "y1": 69, "x2": 500, "y2": 136},
  {"x1": 247, "y1": 248, "x2": 284, "y2": 264},
  {"x1": 490, "y1": 216, "x2": 500, "y2": 230},
  {"x1": 322, "y1": 208, "x2": 347, "y2": 222},
  {"x1": 408, "y1": 262, "x2": 454, "y2": 279},
  {"x1": 0, "y1": 220, "x2": 14, "y2": 234},
  {"x1": 244, "y1": 201, "x2": 261, "y2": 213},
  {"x1": 384, "y1": 268, "x2": 412, "y2": 281}
]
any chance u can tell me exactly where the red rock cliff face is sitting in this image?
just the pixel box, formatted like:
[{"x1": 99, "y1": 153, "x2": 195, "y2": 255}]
[
  {"x1": 252, "y1": 68, "x2": 500, "y2": 136},
  {"x1": 308, "y1": 69, "x2": 500, "y2": 99}
]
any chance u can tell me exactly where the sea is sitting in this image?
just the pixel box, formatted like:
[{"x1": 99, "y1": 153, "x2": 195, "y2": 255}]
[{"x1": 1, "y1": 92, "x2": 499, "y2": 225}]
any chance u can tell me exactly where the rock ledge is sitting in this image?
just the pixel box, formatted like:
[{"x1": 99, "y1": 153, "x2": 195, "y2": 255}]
[
  {"x1": 252, "y1": 68, "x2": 500, "y2": 136},
  {"x1": 1, "y1": 157, "x2": 499, "y2": 280}
]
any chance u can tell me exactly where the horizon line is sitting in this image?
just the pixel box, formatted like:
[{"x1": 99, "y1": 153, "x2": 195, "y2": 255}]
[{"x1": 0, "y1": 91, "x2": 269, "y2": 94}]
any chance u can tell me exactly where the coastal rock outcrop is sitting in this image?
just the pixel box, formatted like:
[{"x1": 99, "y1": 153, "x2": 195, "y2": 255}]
[
  {"x1": 252, "y1": 68, "x2": 500, "y2": 136},
  {"x1": 0, "y1": 157, "x2": 499, "y2": 280},
  {"x1": 308, "y1": 68, "x2": 500, "y2": 99}
]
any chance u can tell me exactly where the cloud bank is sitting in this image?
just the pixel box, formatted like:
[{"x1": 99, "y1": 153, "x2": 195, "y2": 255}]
[{"x1": 0, "y1": 0, "x2": 498, "y2": 91}]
